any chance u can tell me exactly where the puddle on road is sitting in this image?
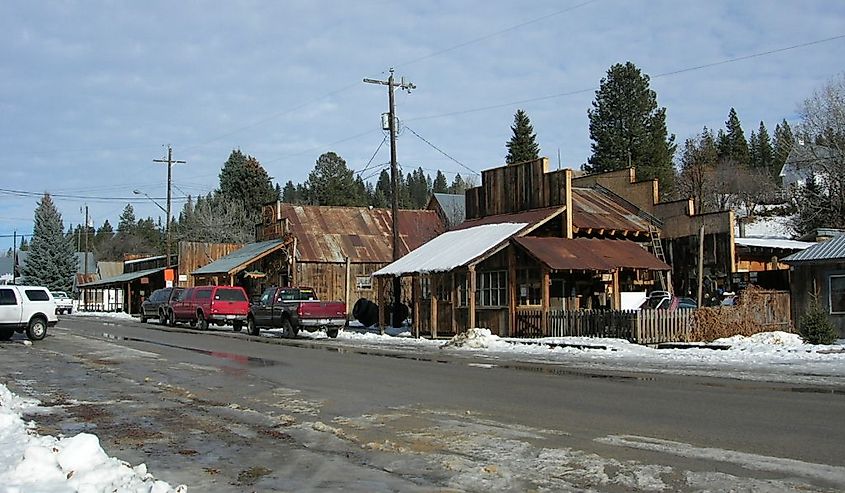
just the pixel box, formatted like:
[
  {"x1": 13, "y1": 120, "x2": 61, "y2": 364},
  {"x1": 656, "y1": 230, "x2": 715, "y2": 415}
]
[{"x1": 102, "y1": 332, "x2": 279, "y2": 368}]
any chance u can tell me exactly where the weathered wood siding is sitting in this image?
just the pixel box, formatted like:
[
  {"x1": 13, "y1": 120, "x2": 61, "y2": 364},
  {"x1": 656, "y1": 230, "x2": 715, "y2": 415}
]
[{"x1": 178, "y1": 241, "x2": 244, "y2": 287}]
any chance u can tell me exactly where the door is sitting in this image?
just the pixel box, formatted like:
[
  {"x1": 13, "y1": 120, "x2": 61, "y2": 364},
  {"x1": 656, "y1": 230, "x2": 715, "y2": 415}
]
[{"x1": 254, "y1": 288, "x2": 275, "y2": 326}]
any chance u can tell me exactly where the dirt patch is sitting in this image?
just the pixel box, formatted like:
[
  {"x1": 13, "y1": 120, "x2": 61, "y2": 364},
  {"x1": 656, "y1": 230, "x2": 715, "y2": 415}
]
[
  {"x1": 68, "y1": 404, "x2": 110, "y2": 422},
  {"x1": 259, "y1": 427, "x2": 295, "y2": 442},
  {"x1": 236, "y1": 466, "x2": 272, "y2": 486}
]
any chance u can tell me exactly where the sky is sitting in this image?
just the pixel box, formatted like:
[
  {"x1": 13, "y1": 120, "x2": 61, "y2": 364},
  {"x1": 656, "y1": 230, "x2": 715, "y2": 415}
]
[{"x1": 1, "y1": 0, "x2": 844, "y2": 247}]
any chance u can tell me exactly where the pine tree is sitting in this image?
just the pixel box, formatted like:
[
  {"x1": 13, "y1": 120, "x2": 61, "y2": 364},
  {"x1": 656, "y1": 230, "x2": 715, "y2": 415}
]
[
  {"x1": 19, "y1": 237, "x2": 29, "y2": 251},
  {"x1": 586, "y1": 62, "x2": 676, "y2": 191},
  {"x1": 21, "y1": 193, "x2": 77, "y2": 292},
  {"x1": 304, "y1": 151, "x2": 359, "y2": 206},
  {"x1": 373, "y1": 170, "x2": 392, "y2": 208},
  {"x1": 756, "y1": 121, "x2": 774, "y2": 177},
  {"x1": 218, "y1": 149, "x2": 276, "y2": 215},
  {"x1": 281, "y1": 181, "x2": 298, "y2": 203},
  {"x1": 798, "y1": 296, "x2": 838, "y2": 344},
  {"x1": 773, "y1": 119, "x2": 795, "y2": 180},
  {"x1": 505, "y1": 109, "x2": 541, "y2": 164},
  {"x1": 117, "y1": 204, "x2": 136, "y2": 234},
  {"x1": 449, "y1": 174, "x2": 468, "y2": 195},
  {"x1": 432, "y1": 171, "x2": 449, "y2": 193},
  {"x1": 717, "y1": 108, "x2": 750, "y2": 166}
]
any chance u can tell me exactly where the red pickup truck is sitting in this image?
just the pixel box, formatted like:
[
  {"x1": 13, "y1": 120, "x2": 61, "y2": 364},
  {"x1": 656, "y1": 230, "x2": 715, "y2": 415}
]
[
  {"x1": 247, "y1": 287, "x2": 346, "y2": 338},
  {"x1": 166, "y1": 285, "x2": 249, "y2": 331}
]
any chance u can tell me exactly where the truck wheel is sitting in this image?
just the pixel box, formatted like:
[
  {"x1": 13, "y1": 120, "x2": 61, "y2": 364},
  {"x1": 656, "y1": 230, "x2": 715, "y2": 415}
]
[
  {"x1": 167, "y1": 311, "x2": 176, "y2": 327},
  {"x1": 27, "y1": 317, "x2": 47, "y2": 341},
  {"x1": 247, "y1": 317, "x2": 260, "y2": 336},
  {"x1": 326, "y1": 328, "x2": 339, "y2": 338},
  {"x1": 233, "y1": 321, "x2": 243, "y2": 332},
  {"x1": 0, "y1": 328, "x2": 14, "y2": 341},
  {"x1": 198, "y1": 312, "x2": 208, "y2": 330}
]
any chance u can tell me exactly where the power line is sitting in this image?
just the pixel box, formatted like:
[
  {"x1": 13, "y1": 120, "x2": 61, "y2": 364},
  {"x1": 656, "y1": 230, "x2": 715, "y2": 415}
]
[
  {"x1": 404, "y1": 125, "x2": 479, "y2": 175},
  {"x1": 354, "y1": 136, "x2": 388, "y2": 175},
  {"x1": 395, "y1": 0, "x2": 599, "y2": 69},
  {"x1": 407, "y1": 33, "x2": 845, "y2": 123},
  {"x1": 0, "y1": 188, "x2": 191, "y2": 203}
]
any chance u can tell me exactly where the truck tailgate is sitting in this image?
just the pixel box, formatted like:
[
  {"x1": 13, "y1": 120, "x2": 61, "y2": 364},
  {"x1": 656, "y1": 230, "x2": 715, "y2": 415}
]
[{"x1": 297, "y1": 301, "x2": 346, "y2": 319}]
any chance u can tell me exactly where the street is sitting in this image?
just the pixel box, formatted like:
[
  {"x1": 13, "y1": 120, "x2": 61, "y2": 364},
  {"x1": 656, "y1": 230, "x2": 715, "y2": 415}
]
[{"x1": 1, "y1": 316, "x2": 843, "y2": 492}]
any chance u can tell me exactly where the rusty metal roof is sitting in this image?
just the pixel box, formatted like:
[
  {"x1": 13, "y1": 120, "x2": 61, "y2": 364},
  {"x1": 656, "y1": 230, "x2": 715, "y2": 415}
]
[
  {"x1": 453, "y1": 206, "x2": 564, "y2": 231},
  {"x1": 279, "y1": 204, "x2": 444, "y2": 263},
  {"x1": 571, "y1": 188, "x2": 652, "y2": 233},
  {"x1": 513, "y1": 237, "x2": 670, "y2": 271}
]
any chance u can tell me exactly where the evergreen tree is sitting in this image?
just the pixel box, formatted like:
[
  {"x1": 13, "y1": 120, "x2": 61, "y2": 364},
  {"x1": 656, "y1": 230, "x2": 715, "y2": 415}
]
[
  {"x1": 505, "y1": 109, "x2": 541, "y2": 164},
  {"x1": 274, "y1": 182, "x2": 282, "y2": 201},
  {"x1": 218, "y1": 149, "x2": 276, "y2": 214},
  {"x1": 585, "y1": 62, "x2": 676, "y2": 191},
  {"x1": 773, "y1": 119, "x2": 795, "y2": 179},
  {"x1": 19, "y1": 237, "x2": 29, "y2": 251},
  {"x1": 755, "y1": 121, "x2": 774, "y2": 177},
  {"x1": 717, "y1": 108, "x2": 750, "y2": 166},
  {"x1": 432, "y1": 171, "x2": 449, "y2": 193},
  {"x1": 372, "y1": 170, "x2": 392, "y2": 208},
  {"x1": 21, "y1": 193, "x2": 77, "y2": 292},
  {"x1": 449, "y1": 173, "x2": 468, "y2": 195},
  {"x1": 677, "y1": 127, "x2": 719, "y2": 214},
  {"x1": 94, "y1": 219, "x2": 114, "y2": 253},
  {"x1": 304, "y1": 151, "x2": 359, "y2": 206},
  {"x1": 281, "y1": 181, "x2": 299, "y2": 204},
  {"x1": 117, "y1": 204, "x2": 136, "y2": 234}
]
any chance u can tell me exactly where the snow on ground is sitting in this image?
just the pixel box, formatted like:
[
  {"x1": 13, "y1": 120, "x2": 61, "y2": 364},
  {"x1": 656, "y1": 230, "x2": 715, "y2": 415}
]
[
  {"x1": 338, "y1": 328, "x2": 845, "y2": 386},
  {"x1": 71, "y1": 310, "x2": 136, "y2": 320},
  {"x1": 0, "y1": 384, "x2": 186, "y2": 493}
]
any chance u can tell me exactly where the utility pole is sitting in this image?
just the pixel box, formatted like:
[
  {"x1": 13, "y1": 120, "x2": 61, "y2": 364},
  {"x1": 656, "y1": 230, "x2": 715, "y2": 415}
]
[
  {"x1": 83, "y1": 204, "x2": 89, "y2": 277},
  {"x1": 153, "y1": 145, "x2": 186, "y2": 269},
  {"x1": 364, "y1": 68, "x2": 415, "y2": 327},
  {"x1": 12, "y1": 231, "x2": 16, "y2": 284}
]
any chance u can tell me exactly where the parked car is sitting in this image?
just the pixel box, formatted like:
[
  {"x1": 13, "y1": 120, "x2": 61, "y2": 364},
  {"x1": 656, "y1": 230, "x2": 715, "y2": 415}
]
[
  {"x1": 640, "y1": 291, "x2": 697, "y2": 310},
  {"x1": 167, "y1": 286, "x2": 249, "y2": 331},
  {"x1": 0, "y1": 285, "x2": 58, "y2": 341},
  {"x1": 51, "y1": 291, "x2": 74, "y2": 315},
  {"x1": 140, "y1": 287, "x2": 175, "y2": 323},
  {"x1": 247, "y1": 287, "x2": 347, "y2": 338}
]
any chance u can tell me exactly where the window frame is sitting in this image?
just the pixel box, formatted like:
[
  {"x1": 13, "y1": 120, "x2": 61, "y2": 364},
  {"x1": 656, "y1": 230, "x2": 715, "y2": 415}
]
[
  {"x1": 476, "y1": 270, "x2": 507, "y2": 308},
  {"x1": 0, "y1": 288, "x2": 18, "y2": 306},
  {"x1": 829, "y1": 274, "x2": 845, "y2": 315}
]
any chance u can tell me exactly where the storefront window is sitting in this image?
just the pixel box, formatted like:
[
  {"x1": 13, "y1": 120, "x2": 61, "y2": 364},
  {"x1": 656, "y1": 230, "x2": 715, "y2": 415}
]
[
  {"x1": 477, "y1": 271, "x2": 507, "y2": 307},
  {"x1": 829, "y1": 275, "x2": 845, "y2": 314}
]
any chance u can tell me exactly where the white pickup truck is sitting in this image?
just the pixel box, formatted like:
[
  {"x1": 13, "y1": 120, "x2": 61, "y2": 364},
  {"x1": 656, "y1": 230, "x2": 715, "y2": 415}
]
[
  {"x1": 52, "y1": 291, "x2": 74, "y2": 315},
  {"x1": 0, "y1": 285, "x2": 58, "y2": 341}
]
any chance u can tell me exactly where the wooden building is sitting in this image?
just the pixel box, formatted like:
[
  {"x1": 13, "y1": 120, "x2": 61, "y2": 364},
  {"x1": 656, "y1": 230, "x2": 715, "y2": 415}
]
[
  {"x1": 374, "y1": 159, "x2": 671, "y2": 337},
  {"x1": 784, "y1": 234, "x2": 845, "y2": 338}
]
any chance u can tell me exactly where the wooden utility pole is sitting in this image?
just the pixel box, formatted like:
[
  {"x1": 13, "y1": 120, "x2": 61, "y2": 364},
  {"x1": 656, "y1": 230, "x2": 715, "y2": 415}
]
[
  {"x1": 83, "y1": 204, "x2": 89, "y2": 277},
  {"x1": 153, "y1": 145, "x2": 186, "y2": 268},
  {"x1": 697, "y1": 225, "x2": 705, "y2": 307},
  {"x1": 364, "y1": 69, "x2": 415, "y2": 327},
  {"x1": 12, "y1": 231, "x2": 16, "y2": 285}
]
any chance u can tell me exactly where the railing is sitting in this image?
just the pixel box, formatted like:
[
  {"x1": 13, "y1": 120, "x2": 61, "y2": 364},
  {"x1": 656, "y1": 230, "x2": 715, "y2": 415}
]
[{"x1": 514, "y1": 308, "x2": 695, "y2": 344}]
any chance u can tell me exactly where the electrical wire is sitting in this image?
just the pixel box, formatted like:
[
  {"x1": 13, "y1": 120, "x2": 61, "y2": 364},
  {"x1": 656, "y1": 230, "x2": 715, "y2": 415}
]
[
  {"x1": 354, "y1": 136, "x2": 388, "y2": 175},
  {"x1": 404, "y1": 125, "x2": 479, "y2": 175}
]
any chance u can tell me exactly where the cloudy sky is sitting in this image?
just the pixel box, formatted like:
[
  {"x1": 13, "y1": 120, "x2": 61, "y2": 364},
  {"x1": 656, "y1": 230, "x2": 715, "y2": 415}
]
[{"x1": 1, "y1": 0, "x2": 843, "y2": 243}]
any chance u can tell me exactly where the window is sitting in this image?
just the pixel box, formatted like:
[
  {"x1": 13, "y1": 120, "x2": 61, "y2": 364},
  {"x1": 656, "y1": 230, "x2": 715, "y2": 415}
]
[
  {"x1": 477, "y1": 271, "x2": 507, "y2": 307},
  {"x1": 215, "y1": 289, "x2": 247, "y2": 301},
  {"x1": 420, "y1": 276, "x2": 431, "y2": 299},
  {"x1": 195, "y1": 289, "x2": 211, "y2": 300},
  {"x1": 0, "y1": 289, "x2": 17, "y2": 306},
  {"x1": 25, "y1": 289, "x2": 50, "y2": 302},
  {"x1": 456, "y1": 273, "x2": 468, "y2": 307},
  {"x1": 260, "y1": 288, "x2": 275, "y2": 305},
  {"x1": 355, "y1": 276, "x2": 372, "y2": 290},
  {"x1": 830, "y1": 275, "x2": 845, "y2": 314},
  {"x1": 517, "y1": 269, "x2": 541, "y2": 306}
]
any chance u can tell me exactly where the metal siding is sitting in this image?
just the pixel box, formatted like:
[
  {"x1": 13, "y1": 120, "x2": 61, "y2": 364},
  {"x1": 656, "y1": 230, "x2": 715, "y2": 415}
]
[
  {"x1": 571, "y1": 188, "x2": 651, "y2": 232},
  {"x1": 192, "y1": 239, "x2": 287, "y2": 275}
]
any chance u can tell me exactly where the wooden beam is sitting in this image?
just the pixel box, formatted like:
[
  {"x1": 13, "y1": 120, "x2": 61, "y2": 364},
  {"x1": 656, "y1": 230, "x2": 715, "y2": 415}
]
[
  {"x1": 414, "y1": 276, "x2": 421, "y2": 339},
  {"x1": 468, "y1": 265, "x2": 477, "y2": 331},
  {"x1": 450, "y1": 271, "x2": 457, "y2": 336},
  {"x1": 376, "y1": 276, "x2": 385, "y2": 334},
  {"x1": 541, "y1": 265, "x2": 549, "y2": 336},
  {"x1": 507, "y1": 245, "x2": 516, "y2": 338},
  {"x1": 430, "y1": 275, "x2": 438, "y2": 339},
  {"x1": 565, "y1": 168, "x2": 574, "y2": 239}
]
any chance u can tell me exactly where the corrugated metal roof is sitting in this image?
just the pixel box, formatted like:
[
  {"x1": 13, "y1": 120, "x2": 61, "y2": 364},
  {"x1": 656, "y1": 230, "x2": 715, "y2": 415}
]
[
  {"x1": 432, "y1": 193, "x2": 466, "y2": 227},
  {"x1": 192, "y1": 239, "x2": 287, "y2": 275},
  {"x1": 453, "y1": 206, "x2": 563, "y2": 231},
  {"x1": 513, "y1": 237, "x2": 670, "y2": 271},
  {"x1": 279, "y1": 204, "x2": 444, "y2": 263},
  {"x1": 571, "y1": 188, "x2": 652, "y2": 232},
  {"x1": 783, "y1": 235, "x2": 845, "y2": 264},
  {"x1": 80, "y1": 267, "x2": 165, "y2": 288}
]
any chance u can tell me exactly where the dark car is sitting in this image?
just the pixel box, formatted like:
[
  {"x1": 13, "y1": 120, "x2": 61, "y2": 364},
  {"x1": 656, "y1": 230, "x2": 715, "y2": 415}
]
[{"x1": 140, "y1": 287, "x2": 173, "y2": 323}]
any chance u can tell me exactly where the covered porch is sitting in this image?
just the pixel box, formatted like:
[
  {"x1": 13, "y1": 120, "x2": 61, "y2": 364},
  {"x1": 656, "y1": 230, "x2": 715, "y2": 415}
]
[{"x1": 191, "y1": 239, "x2": 292, "y2": 298}]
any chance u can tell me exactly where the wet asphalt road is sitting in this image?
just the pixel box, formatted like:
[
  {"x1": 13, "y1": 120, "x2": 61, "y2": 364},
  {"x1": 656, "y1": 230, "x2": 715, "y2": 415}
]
[{"x1": 0, "y1": 315, "x2": 843, "y2": 492}]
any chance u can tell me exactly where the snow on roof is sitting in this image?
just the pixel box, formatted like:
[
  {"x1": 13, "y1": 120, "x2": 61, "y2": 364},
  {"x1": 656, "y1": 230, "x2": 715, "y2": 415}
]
[
  {"x1": 737, "y1": 215, "x2": 794, "y2": 239},
  {"x1": 734, "y1": 237, "x2": 814, "y2": 250},
  {"x1": 373, "y1": 222, "x2": 528, "y2": 276}
]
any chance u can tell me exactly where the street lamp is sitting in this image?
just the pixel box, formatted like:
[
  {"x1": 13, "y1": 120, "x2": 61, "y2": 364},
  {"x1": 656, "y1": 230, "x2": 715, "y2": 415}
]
[{"x1": 133, "y1": 190, "x2": 167, "y2": 214}]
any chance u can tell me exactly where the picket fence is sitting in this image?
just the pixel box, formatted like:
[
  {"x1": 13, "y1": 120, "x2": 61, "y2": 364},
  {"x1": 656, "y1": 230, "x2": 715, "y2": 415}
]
[{"x1": 514, "y1": 308, "x2": 695, "y2": 344}]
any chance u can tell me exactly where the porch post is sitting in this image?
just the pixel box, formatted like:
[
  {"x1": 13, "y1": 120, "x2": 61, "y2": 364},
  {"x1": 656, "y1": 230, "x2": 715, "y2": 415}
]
[
  {"x1": 413, "y1": 275, "x2": 421, "y2": 339},
  {"x1": 430, "y1": 275, "x2": 438, "y2": 339},
  {"x1": 450, "y1": 271, "x2": 457, "y2": 333},
  {"x1": 376, "y1": 276, "x2": 385, "y2": 334},
  {"x1": 541, "y1": 265, "x2": 550, "y2": 336},
  {"x1": 468, "y1": 265, "x2": 477, "y2": 331},
  {"x1": 507, "y1": 245, "x2": 516, "y2": 337},
  {"x1": 126, "y1": 282, "x2": 132, "y2": 315},
  {"x1": 612, "y1": 269, "x2": 621, "y2": 309}
]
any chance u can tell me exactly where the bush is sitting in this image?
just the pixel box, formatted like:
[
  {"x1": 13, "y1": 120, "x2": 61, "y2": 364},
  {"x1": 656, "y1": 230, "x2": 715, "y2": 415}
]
[{"x1": 798, "y1": 303, "x2": 838, "y2": 345}]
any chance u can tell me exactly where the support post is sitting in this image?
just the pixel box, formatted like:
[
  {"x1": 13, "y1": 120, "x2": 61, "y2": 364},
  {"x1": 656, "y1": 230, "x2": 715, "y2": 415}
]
[
  {"x1": 507, "y1": 246, "x2": 516, "y2": 337},
  {"x1": 451, "y1": 271, "x2": 457, "y2": 334},
  {"x1": 430, "y1": 275, "x2": 438, "y2": 339},
  {"x1": 541, "y1": 265, "x2": 550, "y2": 336},
  {"x1": 697, "y1": 225, "x2": 705, "y2": 307},
  {"x1": 376, "y1": 276, "x2": 385, "y2": 334},
  {"x1": 413, "y1": 276, "x2": 421, "y2": 339},
  {"x1": 345, "y1": 256, "x2": 351, "y2": 318},
  {"x1": 468, "y1": 265, "x2": 477, "y2": 331}
]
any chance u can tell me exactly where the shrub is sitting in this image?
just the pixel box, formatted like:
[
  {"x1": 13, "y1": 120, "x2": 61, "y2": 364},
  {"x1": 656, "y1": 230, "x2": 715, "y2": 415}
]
[{"x1": 798, "y1": 302, "x2": 838, "y2": 345}]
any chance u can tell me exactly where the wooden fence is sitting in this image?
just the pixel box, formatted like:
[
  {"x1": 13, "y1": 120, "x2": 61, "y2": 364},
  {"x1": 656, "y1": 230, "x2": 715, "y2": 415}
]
[{"x1": 514, "y1": 308, "x2": 695, "y2": 344}]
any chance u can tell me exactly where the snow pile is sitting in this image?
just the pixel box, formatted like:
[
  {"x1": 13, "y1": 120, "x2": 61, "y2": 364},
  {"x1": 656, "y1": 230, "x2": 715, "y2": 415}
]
[
  {"x1": 442, "y1": 328, "x2": 512, "y2": 350},
  {"x1": 714, "y1": 331, "x2": 804, "y2": 350},
  {"x1": 0, "y1": 383, "x2": 186, "y2": 493},
  {"x1": 71, "y1": 310, "x2": 136, "y2": 320}
]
